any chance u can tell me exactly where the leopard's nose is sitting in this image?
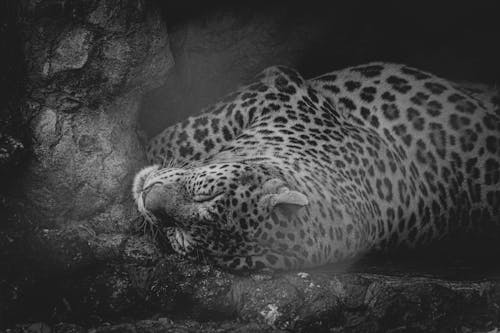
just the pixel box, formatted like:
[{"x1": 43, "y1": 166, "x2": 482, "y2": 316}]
[
  {"x1": 142, "y1": 183, "x2": 179, "y2": 227},
  {"x1": 141, "y1": 181, "x2": 162, "y2": 204},
  {"x1": 142, "y1": 182, "x2": 167, "y2": 212}
]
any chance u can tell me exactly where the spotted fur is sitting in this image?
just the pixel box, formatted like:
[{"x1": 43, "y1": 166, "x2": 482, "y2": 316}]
[{"x1": 133, "y1": 63, "x2": 500, "y2": 270}]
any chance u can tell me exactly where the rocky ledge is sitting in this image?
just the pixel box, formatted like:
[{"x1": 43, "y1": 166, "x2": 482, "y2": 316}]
[{"x1": 2, "y1": 236, "x2": 500, "y2": 333}]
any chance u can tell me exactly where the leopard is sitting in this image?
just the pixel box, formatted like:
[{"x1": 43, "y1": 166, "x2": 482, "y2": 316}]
[{"x1": 133, "y1": 62, "x2": 500, "y2": 271}]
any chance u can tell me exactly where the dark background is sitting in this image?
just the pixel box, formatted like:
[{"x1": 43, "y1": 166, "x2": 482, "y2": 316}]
[
  {"x1": 139, "y1": 1, "x2": 500, "y2": 137},
  {"x1": 2, "y1": 1, "x2": 499, "y2": 137}
]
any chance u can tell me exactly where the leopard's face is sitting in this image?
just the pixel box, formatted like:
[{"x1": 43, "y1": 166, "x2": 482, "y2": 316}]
[{"x1": 133, "y1": 162, "x2": 309, "y2": 270}]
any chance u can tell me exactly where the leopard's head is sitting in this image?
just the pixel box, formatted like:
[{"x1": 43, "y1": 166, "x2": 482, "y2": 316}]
[{"x1": 133, "y1": 162, "x2": 309, "y2": 270}]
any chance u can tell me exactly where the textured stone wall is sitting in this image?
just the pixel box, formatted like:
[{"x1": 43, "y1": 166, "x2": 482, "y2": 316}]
[
  {"x1": 19, "y1": 0, "x2": 173, "y2": 230},
  {"x1": 0, "y1": 1, "x2": 173, "y2": 326}
]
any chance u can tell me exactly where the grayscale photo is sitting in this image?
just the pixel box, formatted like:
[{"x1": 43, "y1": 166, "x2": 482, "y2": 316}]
[{"x1": 1, "y1": 1, "x2": 499, "y2": 332}]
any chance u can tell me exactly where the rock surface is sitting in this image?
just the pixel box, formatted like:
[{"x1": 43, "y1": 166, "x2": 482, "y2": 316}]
[
  {"x1": 19, "y1": 0, "x2": 173, "y2": 230},
  {"x1": 0, "y1": 0, "x2": 173, "y2": 327},
  {"x1": 2, "y1": 244, "x2": 500, "y2": 332}
]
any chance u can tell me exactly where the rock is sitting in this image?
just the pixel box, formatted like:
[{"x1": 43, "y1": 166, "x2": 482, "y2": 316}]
[
  {"x1": 19, "y1": 0, "x2": 173, "y2": 230},
  {"x1": 8, "y1": 322, "x2": 52, "y2": 333},
  {"x1": 53, "y1": 323, "x2": 87, "y2": 333},
  {"x1": 88, "y1": 319, "x2": 282, "y2": 333},
  {"x1": 2, "y1": 254, "x2": 500, "y2": 332},
  {"x1": 230, "y1": 268, "x2": 500, "y2": 332},
  {"x1": 43, "y1": 28, "x2": 93, "y2": 77},
  {"x1": 0, "y1": 0, "x2": 173, "y2": 327}
]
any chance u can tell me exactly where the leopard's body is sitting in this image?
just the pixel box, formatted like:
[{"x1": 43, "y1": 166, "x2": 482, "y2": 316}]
[{"x1": 133, "y1": 63, "x2": 500, "y2": 270}]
